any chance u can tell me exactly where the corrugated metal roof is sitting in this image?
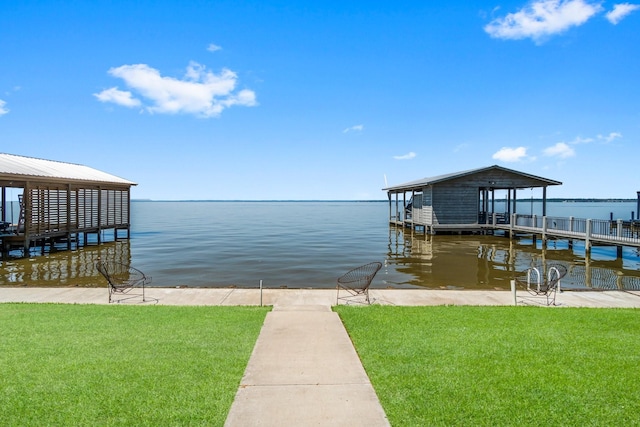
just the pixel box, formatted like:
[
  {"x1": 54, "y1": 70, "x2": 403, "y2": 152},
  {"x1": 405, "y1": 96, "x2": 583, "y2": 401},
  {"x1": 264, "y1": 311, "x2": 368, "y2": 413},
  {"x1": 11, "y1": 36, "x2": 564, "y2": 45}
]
[
  {"x1": 383, "y1": 165, "x2": 562, "y2": 192},
  {"x1": 0, "y1": 153, "x2": 136, "y2": 186}
]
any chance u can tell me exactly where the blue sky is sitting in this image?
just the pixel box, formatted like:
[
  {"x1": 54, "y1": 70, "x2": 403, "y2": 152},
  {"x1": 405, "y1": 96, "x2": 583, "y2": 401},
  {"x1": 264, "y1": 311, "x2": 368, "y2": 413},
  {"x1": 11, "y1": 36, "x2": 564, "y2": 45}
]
[{"x1": 1, "y1": 0, "x2": 639, "y2": 200}]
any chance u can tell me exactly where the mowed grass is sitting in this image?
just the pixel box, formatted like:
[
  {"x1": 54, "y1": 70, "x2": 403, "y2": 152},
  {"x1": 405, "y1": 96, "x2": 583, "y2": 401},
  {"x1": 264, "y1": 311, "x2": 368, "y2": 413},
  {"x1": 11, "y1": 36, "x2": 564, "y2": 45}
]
[
  {"x1": 336, "y1": 305, "x2": 640, "y2": 426},
  {"x1": 0, "y1": 303, "x2": 269, "y2": 426}
]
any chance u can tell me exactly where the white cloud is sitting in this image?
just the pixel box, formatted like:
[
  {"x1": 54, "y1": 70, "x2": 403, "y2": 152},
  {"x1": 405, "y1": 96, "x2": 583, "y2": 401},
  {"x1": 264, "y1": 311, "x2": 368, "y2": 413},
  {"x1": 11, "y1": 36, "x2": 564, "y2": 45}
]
[
  {"x1": 95, "y1": 61, "x2": 257, "y2": 118},
  {"x1": 207, "y1": 43, "x2": 222, "y2": 52},
  {"x1": 544, "y1": 142, "x2": 576, "y2": 158},
  {"x1": 94, "y1": 87, "x2": 141, "y2": 107},
  {"x1": 454, "y1": 143, "x2": 469, "y2": 152},
  {"x1": 343, "y1": 124, "x2": 364, "y2": 133},
  {"x1": 568, "y1": 136, "x2": 593, "y2": 144},
  {"x1": 598, "y1": 132, "x2": 622, "y2": 143},
  {"x1": 606, "y1": 3, "x2": 640, "y2": 23},
  {"x1": 492, "y1": 146, "x2": 528, "y2": 162},
  {"x1": 484, "y1": 0, "x2": 602, "y2": 42},
  {"x1": 393, "y1": 152, "x2": 417, "y2": 160},
  {"x1": 0, "y1": 99, "x2": 8, "y2": 116}
]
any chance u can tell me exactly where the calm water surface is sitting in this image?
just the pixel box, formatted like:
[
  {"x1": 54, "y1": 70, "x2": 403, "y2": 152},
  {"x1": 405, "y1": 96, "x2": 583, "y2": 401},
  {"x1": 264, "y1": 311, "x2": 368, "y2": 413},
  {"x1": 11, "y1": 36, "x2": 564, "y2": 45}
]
[{"x1": 1, "y1": 201, "x2": 639, "y2": 290}]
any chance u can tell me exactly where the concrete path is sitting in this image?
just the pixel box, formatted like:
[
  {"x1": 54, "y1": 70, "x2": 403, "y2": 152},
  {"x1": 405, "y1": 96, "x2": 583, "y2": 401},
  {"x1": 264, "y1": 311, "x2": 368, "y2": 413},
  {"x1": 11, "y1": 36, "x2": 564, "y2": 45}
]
[
  {"x1": 224, "y1": 304, "x2": 390, "y2": 426},
  {"x1": 1, "y1": 287, "x2": 640, "y2": 308}
]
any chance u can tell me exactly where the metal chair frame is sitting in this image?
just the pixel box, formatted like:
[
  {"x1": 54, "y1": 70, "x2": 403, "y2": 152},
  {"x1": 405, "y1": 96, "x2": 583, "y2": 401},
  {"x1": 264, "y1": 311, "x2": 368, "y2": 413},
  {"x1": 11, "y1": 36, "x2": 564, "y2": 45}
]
[
  {"x1": 336, "y1": 261, "x2": 382, "y2": 305},
  {"x1": 515, "y1": 264, "x2": 567, "y2": 306},
  {"x1": 96, "y1": 260, "x2": 151, "y2": 303}
]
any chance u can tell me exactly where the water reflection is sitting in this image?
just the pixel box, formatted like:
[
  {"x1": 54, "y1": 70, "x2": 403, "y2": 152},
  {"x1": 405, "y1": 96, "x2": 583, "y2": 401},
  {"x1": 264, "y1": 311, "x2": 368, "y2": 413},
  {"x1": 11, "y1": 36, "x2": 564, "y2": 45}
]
[
  {"x1": 3, "y1": 221, "x2": 640, "y2": 291},
  {"x1": 387, "y1": 226, "x2": 640, "y2": 290},
  {"x1": 0, "y1": 241, "x2": 132, "y2": 287}
]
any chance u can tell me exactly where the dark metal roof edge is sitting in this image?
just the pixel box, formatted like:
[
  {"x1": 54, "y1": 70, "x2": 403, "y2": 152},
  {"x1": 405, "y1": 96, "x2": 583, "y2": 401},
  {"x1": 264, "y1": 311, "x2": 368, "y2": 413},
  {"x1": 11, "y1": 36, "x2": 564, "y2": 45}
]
[{"x1": 383, "y1": 165, "x2": 562, "y2": 191}]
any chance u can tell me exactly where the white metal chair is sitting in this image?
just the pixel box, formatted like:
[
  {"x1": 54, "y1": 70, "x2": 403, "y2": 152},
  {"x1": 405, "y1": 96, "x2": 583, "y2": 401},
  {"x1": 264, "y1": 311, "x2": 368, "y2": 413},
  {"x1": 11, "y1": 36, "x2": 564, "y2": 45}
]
[{"x1": 515, "y1": 264, "x2": 567, "y2": 306}]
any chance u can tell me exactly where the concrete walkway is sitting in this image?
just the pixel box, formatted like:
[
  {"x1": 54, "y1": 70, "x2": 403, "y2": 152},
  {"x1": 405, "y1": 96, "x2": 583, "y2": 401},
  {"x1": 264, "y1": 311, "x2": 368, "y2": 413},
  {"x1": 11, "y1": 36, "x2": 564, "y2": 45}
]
[
  {"x1": 1, "y1": 287, "x2": 640, "y2": 307},
  {"x1": 224, "y1": 304, "x2": 390, "y2": 426}
]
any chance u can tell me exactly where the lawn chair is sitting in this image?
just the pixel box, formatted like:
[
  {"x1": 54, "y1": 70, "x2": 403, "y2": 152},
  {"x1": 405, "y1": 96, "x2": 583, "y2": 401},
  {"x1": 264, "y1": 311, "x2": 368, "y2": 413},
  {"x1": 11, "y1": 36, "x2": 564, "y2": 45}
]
[
  {"x1": 96, "y1": 259, "x2": 151, "y2": 303},
  {"x1": 336, "y1": 261, "x2": 382, "y2": 305},
  {"x1": 515, "y1": 264, "x2": 567, "y2": 306}
]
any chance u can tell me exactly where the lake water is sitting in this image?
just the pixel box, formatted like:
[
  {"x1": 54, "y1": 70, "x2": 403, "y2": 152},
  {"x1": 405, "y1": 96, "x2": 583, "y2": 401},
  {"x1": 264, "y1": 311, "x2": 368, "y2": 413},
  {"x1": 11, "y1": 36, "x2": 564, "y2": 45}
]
[{"x1": 1, "y1": 200, "x2": 640, "y2": 290}]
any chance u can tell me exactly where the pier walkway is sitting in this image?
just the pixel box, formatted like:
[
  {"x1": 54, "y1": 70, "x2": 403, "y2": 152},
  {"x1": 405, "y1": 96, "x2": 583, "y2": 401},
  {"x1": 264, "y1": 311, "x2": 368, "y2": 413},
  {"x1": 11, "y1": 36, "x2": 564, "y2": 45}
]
[
  {"x1": 2, "y1": 287, "x2": 640, "y2": 426},
  {"x1": 393, "y1": 213, "x2": 640, "y2": 252},
  {"x1": 497, "y1": 214, "x2": 640, "y2": 249}
]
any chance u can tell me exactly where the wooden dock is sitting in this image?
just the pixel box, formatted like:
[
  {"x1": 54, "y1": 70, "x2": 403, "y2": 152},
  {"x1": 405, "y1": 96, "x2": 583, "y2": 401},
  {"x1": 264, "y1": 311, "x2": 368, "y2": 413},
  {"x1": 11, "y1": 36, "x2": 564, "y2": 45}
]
[
  {"x1": 496, "y1": 214, "x2": 640, "y2": 250},
  {"x1": 391, "y1": 213, "x2": 640, "y2": 255}
]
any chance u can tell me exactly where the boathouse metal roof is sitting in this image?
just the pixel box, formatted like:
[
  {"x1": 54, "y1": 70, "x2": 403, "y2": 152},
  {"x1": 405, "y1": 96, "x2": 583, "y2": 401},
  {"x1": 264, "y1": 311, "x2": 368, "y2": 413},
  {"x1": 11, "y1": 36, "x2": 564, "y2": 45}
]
[
  {"x1": 383, "y1": 165, "x2": 562, "y2": 192},
  {"x1": 0, "y1": 153, "x2": 136, "y2": 186}
]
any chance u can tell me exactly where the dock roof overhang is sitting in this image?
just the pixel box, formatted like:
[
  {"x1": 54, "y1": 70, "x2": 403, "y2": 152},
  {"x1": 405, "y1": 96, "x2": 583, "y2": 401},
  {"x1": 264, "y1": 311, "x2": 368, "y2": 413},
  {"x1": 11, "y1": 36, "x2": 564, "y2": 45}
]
[
  {"x1": 0, "y1": 153, "x2": 137, "y2": 188},
  {"x1": 383, "y1": 165, "x2": 562, "y2": 194}
]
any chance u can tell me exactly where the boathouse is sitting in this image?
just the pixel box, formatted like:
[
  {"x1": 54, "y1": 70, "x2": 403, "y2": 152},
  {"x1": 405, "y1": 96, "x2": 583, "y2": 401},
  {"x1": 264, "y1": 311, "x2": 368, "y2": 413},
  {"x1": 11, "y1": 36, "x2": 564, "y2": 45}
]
[
  {"x1": 0, "y1": 153, "x2": 136, "y2": 256},
  {"x1": 384, "y1": 165, "x2": 562, "y2": 234}
]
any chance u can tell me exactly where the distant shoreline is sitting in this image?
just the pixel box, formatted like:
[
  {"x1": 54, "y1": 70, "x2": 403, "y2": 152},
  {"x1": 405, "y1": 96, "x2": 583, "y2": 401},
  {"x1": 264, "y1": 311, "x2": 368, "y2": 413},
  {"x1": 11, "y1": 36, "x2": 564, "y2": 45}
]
[
  {"x1": 131, "y1": 199, "x2": 389, "y2": 203},
  {"x1": 131, "y1": 198, "x2": 638, "y2": 203}
]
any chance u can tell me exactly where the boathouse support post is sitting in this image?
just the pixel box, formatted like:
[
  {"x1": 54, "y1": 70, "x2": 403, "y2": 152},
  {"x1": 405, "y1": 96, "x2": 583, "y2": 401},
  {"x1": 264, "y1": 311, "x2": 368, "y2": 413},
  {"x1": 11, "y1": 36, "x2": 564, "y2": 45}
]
[
  {"x1": 1, "y1": 186, "x2": 5, "y2": 224},
  {"x1": 542, "y1": 187, "x2": 547, "y2": 216},
  {"x1": 542, "y1": 216, "x2": 548, "y2": 248},
  {"x1": 569, "y1": 216, "x2": 574, "y2": 233},
  {"x1": 509, "y1": 213, "x2": 515, "y2": 239},
  {"x1": 491, "y1": 188, "x2": 496, "y2": 224},
  {"x1": 411, "y1": 190, "x2": 415, "y2": 221},
  {"x1": 491, "y1": 188, "x2": 495, "y2": 220},
  {"x1": 486, "y1": 188, "x2": 491, "y2": 224},
  {"x1": 128, "y1": 188, "x2": 132, "y2": 239},
  {"x1": 395, "y1": 193, "x2": 399, "y2": 222},
  {"x1": 97, "y1": 186, "x2": 102, "y2": 244},
  {"x1": 484, "y1": 188, "x2": 489, "y2": 224},
  {"x1": 66, "y1": 184, "x2": 72, "y2": 250},
  {"x1": 585, "y1": 219, "x2": 592, "y2": 256},
  {"x1": 23, "y1": 182, "x2": 31, "y2": 256}
]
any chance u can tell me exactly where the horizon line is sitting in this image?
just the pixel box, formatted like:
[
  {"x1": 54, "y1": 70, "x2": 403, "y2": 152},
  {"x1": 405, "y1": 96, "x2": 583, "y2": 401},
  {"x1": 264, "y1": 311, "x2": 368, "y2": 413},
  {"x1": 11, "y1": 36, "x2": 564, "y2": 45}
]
[{"x1": 132, "y1": 197, "x2": 638, "y2": 202}]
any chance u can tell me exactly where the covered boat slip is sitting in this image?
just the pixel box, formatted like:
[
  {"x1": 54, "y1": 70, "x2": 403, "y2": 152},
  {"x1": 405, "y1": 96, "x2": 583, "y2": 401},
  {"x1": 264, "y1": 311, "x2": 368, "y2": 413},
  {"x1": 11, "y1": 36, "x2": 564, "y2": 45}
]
[
  {"x1": 384, "y1": 165, "x2": 562, "y2": 234},
  {"x1": 0, "y1": 153, "x2": 136, "y2": 256}
]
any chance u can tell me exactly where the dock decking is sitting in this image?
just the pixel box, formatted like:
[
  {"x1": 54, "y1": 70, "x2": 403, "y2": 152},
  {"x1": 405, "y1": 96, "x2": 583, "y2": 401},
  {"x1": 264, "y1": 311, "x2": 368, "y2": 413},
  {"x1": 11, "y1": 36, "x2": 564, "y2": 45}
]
[{"x1": 391, "y1": 213, "x2": 640, "y2": 253}]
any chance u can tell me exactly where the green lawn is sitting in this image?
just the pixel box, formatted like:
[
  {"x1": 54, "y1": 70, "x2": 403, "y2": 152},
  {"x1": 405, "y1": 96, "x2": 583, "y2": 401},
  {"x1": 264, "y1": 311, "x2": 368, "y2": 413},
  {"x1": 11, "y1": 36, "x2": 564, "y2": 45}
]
[
  {"x1": 335, "y1": 305, "x2": 640, "y2": 426},
  {"x1": 0, "y1": 304, "x2": 269, "y2": 426}
]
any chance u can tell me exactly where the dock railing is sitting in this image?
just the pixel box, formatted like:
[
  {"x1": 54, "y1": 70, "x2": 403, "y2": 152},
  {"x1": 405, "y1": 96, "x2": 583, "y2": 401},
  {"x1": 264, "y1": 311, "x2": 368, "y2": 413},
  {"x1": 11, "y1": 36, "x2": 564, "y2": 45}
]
[{"x1": 492, "y1": 213, "x2": 640, "y2": 248}]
